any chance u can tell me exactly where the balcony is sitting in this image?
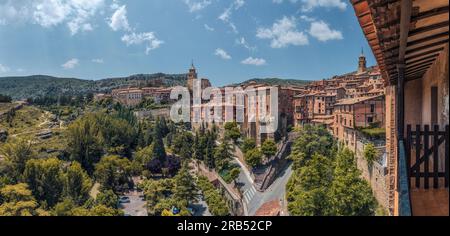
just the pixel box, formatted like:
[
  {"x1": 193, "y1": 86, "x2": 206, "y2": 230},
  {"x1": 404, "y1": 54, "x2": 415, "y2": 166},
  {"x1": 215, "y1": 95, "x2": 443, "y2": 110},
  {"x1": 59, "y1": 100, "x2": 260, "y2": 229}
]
[{"x1": 400, "y1": 125, "x2": 450, "y2": 216}]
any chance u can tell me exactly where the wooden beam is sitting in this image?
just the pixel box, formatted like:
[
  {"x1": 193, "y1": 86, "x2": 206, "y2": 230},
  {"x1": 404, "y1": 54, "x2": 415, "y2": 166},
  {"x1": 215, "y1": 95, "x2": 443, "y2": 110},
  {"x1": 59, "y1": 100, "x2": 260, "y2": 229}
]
[
  {"x1": 405, "y1": 74, "x2": 424, "y2": 81},
  {"x1": 406, "y1": 62, "x2": 433, "y2": 72},
  {"x1": 407, "y1": 31, "x2": 449, "y2": 47},
  {"x1": 385, "y1": 31, "x2": 448, "y2": 51},
  {"x1": 405, "y1": 39, "x2": 449, "y2": 54},
  {"x1": 386, "y1": 53, "x2": 439, "y2": 71},
  {"x1": 405, "y1": 47, "x2": 445, "y2": 60},
  {"x1": 411, "y1": 6, "x2": 449, "y2": 22},
  {"x1": 399, "y1": 0, "x2": 413, "y2": 64},
  {"x1": 407, "y1": 58, "x2": 437, "y2": 68},
  {"x1": 405, "y1": 67, "x2": 432, "y2": 77},
  {"x1": 409, "y1": 21, "x2": 449, "y2": 37},
  {"x1": 406, "y1": 53, "x2": 440, "y2": 64}
]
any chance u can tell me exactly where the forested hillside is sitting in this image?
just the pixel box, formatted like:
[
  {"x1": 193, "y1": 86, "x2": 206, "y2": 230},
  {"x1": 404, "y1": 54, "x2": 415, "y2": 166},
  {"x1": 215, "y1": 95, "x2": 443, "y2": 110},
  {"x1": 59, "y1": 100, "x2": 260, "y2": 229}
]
[{"x1": 0, "y1": 73, "x2": 188, "y2": 100}]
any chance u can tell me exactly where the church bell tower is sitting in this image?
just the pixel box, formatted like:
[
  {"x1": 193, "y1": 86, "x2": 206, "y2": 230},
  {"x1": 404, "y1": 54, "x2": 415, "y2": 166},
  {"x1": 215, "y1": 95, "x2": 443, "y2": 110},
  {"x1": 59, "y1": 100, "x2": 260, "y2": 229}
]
[{"x1": 358, "y1": 48, "x2": 367, "y2": 74}]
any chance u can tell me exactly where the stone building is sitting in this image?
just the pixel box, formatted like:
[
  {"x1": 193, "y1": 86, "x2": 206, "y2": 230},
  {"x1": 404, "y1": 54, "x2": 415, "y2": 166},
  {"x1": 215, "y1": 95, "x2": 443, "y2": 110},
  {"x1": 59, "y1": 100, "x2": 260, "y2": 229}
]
[{"x1": 332, "y1": 95, "x2": 386, "y2": 152}]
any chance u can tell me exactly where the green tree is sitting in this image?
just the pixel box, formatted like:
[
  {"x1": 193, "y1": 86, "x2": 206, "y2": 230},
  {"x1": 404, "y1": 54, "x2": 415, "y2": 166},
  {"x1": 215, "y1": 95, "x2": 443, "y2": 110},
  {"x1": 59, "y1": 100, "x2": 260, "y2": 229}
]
[
  {"x1": 172, "y1": 132, "x2": 194, "y2": 160},
  {"x1": 241, "y1": 138, "x2": 256, "y2": 154},
  {"x1": 94, "y1": 155, "x2": 132, "y2": 192},
  {"x1": 363, "y1": 143, "x2": 377, "y2": 166},
  {"x1": 132, "y1": 145, "x2": 153, "y2": 175},
  {"x1": 173, "y1": 164, "x2": 198, "y2": 205},
  {"x1": 99, "y1": 115, "x2": 136, "y2": 157},
  {"x1": 204, "y1": 133, "x2": 216, "y2": 169},
  {"x1": 53, "y1": 199, "x2": 76, "y2": 216},
  {"x1": 63, "y1": 162, "x2": 92, "y2": 205},
  {"x1": 289, "y1": 152, "x2": 306, "y2": 171},
  {"x1": 290, "y1": 125, "x2": 336, "y2": 166},
  {"x1": 328, "y1": 148, "x2": 376, "y2": 216},
  {"x1": 96, "y1": 189, "x2": 119, "y2": 209},
  {"x1": 214, "y1": 140, "x2": 233, "y2": 171},
  {"x1": 152, "y1": 124, "x2": 167, "y2": 163},
  {"x1": 141, "y1": 179, "x2": 172, "y2": 215},
  {"x1": 286, "y1": 126, "x2": 377, "y2": 216},
  {"x1": 193, "y1": 132, "x2": 203, "y2": 161},
  {"x1": 261, "y1": 139, "x2": 277, "y2": 159},
  {"x1": 224, "y1": 122, "x2": 241, "y2": 143},
  {"x1": 197, "y1": 176, "x2": 230, "y2": 216},
  {"x1": 0, "y1": 183, "x2": 39, "y2": 216},
  {"x1": 66, "y1": 114, "x2": 103, "y2": 174},
  {"x1": 287, "y1": 154, "x2": 333, "y2": 216},
  {"x1": 0, "y1": 138, "x2": 35, "y2": 182},
  {"x1": 244, "y1": 148, "x2": 263, "y2": 168},
  {"x1": 229, "y1": 168, "x2": 241, "y2": 186},
  {"x1": 71, "y1": 204, "x2": 123, "y2": 216},
  {"x1": 23, "y1": 157, "x2": 64, "y2": 207}
]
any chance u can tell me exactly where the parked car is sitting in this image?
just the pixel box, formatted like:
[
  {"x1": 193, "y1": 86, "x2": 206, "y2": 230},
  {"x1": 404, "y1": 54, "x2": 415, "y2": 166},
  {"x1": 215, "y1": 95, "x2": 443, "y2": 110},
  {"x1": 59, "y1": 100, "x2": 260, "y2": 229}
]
[{"x1": 119, "y1": 196, "x2": 130, "y2": 204}]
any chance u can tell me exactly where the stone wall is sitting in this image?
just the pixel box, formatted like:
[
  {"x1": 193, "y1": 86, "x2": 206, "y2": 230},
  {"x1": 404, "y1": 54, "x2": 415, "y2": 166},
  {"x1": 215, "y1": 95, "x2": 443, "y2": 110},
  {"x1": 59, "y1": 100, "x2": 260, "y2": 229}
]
[
  {"x1": 384, "y1": 86, "x2": 397, "y2": 215},
  {"x1": 420, "y1": 43, "x2": 449, "y2": 127},
  {"x1": 355, "y1": 138, "x2": 389, "y2": 212}
]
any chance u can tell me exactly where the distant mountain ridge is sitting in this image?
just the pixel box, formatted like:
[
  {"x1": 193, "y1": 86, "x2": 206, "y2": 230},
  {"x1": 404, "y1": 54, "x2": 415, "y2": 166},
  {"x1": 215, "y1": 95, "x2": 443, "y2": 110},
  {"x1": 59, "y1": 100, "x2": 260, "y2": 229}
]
[
  {"x1": 0, "y1": 73, "x2": 188, "y2": 100},
  {"x1": 0, "y1": 74, "x2": 313, "y2": 100},
  {"x1": 236, "y1": 78, "x2": 312, "y2": 87}
]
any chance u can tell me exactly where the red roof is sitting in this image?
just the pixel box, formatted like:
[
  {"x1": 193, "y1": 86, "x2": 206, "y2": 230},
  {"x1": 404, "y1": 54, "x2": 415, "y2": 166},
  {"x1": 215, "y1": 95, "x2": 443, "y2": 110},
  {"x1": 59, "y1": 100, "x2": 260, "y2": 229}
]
[{"x1": 254, "y1": 200, "x2": 281, "y2": 216}]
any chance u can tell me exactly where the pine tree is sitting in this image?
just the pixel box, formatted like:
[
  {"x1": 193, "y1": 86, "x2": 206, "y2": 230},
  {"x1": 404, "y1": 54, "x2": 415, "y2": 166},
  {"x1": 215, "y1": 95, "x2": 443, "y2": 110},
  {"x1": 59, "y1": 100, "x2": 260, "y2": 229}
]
[
  {"x1": 173, "y1": 164, "x2": 198, "y2": 205},
  {"x1": 328, "y1": 148, "x2": 376, "y2": 216},
  {"x1": 152, "y1": 122, "x2": 167, "y2": 163},
  {"x1": 63, "y1": 162, "x2": 92, "y2": 205}
]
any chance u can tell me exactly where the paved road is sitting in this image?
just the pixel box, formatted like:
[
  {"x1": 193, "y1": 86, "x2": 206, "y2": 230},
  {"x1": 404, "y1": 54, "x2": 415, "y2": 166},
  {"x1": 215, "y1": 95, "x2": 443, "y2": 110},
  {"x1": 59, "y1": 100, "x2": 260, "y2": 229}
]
[
  {"x1": 248, "y1": 165, "x2": 293, "y2": 216},
  {"x1": 190, "y1": 197, "x2": 212, "y2": 216},
  {"x1": 119, "y1": 191, "x2": 148, "y2": 216},
  {"x1": 235, "y1": 159, "x2": 293, "y2": 216},
  {"x1": 219, "y1": 141, "x2": 294, "y2": 216}
]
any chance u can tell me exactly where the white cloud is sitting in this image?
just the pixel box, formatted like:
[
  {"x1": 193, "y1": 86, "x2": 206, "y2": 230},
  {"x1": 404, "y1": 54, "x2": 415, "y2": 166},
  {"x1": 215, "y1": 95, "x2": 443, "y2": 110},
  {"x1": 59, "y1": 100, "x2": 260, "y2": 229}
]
[
  {"x1": 301, "y1": 0, "x2": 347, "y2": 12},
  {"x1": 241, "y1": 57, "x2": 266, "y2": 66},
  {"x1": 218, "y1": 0, "x2": 245, "y2": 34},
  {"x1": 234, "y1": 0, "x2": 245, "y2": 10},
  {"x1": 299, "y1": 15, "x2": 315, "y2": 22},
  {"x1": 62, "y1": 58, "x2": 79, "y2": 69},
  {"x1": 92, "y1": 58, "x2": 104, "y2": 63},
  {"x1": 66, "y1": 0, "x2": 105, "y2": 35},
  {"x1": 309, "y1": 20, "x2": 343, "y2": 42},
  {"x1": 110, "y1": 0, "x2": 120, "y2": 10},
  {"x1": 272, "y1": 0, "x2": 346, "y2": 12},
  {"x1": 0, "y1": 0, "x2": 105, "y2": 35},
  {"x1": 121, "y1": 32, "x2": 164, "y2": 54},
  {"x1": 33, "y1": 0, "x2": 71, "y2": 28},
  {"x1": 218, "y1": 7, "x2": 231, "y2": 22},
  {"x1": 256, "y1": 16, "x2": 309, "y2": 48},
  {"x1": 183, "y1": 0, "x2": 212, "y2": 13},
  {"x1": 106, "y1": 3, "x2": 163, "y2": 55},
  {"x1": 0, "y1": 64, "x2": 10, "y2": 73},
  {"x1": 204, "y1": 24, "x2": 214, "y2": 31},
  {"x1": 109, "y1": 5, "x2": 130, "y2": 31},
  {"x1": 273, "y1": 0, "x2": 298, "y2": 4},
  {"x1": 214, "y1": 48, "x2": 232, "y2": 60},
  {"x1": 0, "y1": 1, "x2": 32, "y2": 25},
  {"x1": 236, "y1": 37, "x2": 256, "y2": 51}
]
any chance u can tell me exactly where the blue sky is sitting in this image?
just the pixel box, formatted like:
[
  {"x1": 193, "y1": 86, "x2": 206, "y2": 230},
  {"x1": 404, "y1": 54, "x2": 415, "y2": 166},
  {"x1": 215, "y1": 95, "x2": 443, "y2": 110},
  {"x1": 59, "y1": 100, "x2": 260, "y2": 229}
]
[{"x1": 0, "y1": 0, "x2": 376, "y2": 86}]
